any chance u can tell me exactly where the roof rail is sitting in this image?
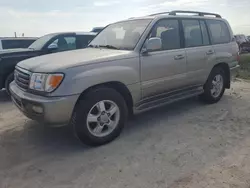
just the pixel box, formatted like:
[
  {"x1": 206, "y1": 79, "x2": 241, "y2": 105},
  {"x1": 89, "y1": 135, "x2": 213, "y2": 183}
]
[
  {"x1": 149, "y1": 12, "x2": 169, "y2": 16},
  {"x1": 169, "y1": 10, "x2": 221, "y2": 18}
]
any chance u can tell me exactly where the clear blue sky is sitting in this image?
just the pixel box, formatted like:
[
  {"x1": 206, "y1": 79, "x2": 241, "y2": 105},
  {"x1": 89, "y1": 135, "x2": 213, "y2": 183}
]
[{"x1": 0, "y1": 0, "x2": 249, "y2": 37}]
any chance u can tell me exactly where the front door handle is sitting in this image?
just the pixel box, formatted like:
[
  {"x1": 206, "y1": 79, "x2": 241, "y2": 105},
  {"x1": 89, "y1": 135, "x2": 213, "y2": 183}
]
[
  {"x1": 174, "y1": 54, "x2": 185, "y2": 60},
  {"x1": 206, "y1": 50, "x2": 214, "y2": 55}
]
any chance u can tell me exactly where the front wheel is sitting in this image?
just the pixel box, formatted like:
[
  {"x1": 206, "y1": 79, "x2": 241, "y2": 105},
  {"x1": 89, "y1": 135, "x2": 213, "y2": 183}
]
[
  {"x1": 200, "y1": 67, "x2": 226, "y2": 104},
  {"x1": 72, "y1": 87, "x2": 128, "y2": 146}
]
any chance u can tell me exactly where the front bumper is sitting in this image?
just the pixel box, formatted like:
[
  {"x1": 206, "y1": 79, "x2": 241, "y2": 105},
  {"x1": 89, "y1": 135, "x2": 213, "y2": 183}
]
[{"x1": 9, "y1": 82, "x2": 79, "y2": 126}]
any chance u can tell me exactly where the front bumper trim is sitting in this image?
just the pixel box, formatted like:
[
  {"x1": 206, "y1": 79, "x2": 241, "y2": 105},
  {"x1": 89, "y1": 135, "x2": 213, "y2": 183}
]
[{"x1": 10, "y1": 82, "x2": 79, "y2": 126}]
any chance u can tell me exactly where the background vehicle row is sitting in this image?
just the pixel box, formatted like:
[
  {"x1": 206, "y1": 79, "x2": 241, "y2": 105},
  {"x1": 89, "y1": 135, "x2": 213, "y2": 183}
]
[
  {"x1": 0, "y1": 37, "x2": 37, "y2": 50},
  {"x1": 0, "y1": 32, "x2": 97, "y2": 94}
]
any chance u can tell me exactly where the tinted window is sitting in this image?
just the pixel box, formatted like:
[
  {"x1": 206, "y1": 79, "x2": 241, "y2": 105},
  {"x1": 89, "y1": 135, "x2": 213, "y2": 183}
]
[
  {"x1": 200, "y1": 20, "x2": 210, "y2": 45},
  {"x1": 149, "y1": 19, "x2": 180, "y2": 51},
  {"x1": 64, "y1": 37, "x2": 76, "y2": 49},
  {"x1": 91, "y1": 28, "x2": 103, "y2": 33},
  {"x1": 77, "y1": 35, "x2": 95, "y2": 48},
  {"x1": 2, "y1": 39, "x2": 35, "y2": 49},
  {"x1": 48, "y1": 36, "x2": 76, "y2": 52},
  {"x1": 206, "y1": 20, "x2": 230, "y2": 44},
  {"x1": 182, "y1": 20, "x2": 203, "y2": 47}
]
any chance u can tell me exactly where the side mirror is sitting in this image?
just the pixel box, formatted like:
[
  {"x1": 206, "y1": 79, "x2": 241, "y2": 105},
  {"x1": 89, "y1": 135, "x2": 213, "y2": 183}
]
[
  {"x1": 48, "y1": 43, "x2": 58, "y2": 51},
  {"x1": 142, "y1": 37, "x2": 162, "y2": 53}
]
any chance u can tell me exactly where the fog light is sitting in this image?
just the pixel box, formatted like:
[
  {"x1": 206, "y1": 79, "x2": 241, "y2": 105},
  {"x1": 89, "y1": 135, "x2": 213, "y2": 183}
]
[{"x1": 32, "y1": 105, "x2": 43, "y2": 114}]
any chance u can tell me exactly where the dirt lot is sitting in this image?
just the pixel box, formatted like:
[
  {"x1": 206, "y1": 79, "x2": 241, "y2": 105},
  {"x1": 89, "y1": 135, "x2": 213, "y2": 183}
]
[{"x1": 1, "y1": 80, "x2": 250, "y2": 188}]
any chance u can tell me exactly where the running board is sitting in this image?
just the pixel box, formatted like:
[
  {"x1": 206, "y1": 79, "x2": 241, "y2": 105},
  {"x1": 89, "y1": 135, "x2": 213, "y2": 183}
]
[{"x1": 134, "y1": 87, "x2": 204, "y2": 114}]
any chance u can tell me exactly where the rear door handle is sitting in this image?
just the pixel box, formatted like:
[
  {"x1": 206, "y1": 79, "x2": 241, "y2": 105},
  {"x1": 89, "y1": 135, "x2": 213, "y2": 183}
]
[
  {"x1": 206, "y1": 50, "x2": 214, "y2": 55},
  {"x1": 174, "y1": 54, "x2": 185, "y2": 60}
]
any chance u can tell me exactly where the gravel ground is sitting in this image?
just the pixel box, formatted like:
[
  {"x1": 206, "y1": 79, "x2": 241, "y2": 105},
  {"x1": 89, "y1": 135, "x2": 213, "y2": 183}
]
[{"x1": 1, "y1": 80, "x2": 250, "y2": 188}]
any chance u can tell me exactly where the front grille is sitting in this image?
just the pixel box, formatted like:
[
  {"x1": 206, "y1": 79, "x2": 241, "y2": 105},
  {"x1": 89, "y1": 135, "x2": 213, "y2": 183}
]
[{"x1": 14, "y1": 67, "x2": 31, "y2": 90}]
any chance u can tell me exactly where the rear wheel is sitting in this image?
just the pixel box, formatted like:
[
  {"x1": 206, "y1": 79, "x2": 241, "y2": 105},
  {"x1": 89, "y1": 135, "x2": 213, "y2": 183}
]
[
  {"x1": 5, "y1": 73, "x2": 14, "y2": 96},
  {"x1": 200, "y1": 67, "x2": 226, "y2": 104},
  {"x1": 72, "y1": 87, "x2": 128, "y2": 146}
]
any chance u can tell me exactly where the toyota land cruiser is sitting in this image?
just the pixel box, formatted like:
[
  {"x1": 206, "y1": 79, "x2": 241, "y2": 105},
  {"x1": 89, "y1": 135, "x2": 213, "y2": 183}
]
[{"x1": 10, "y1": 11, "x2": 240, "y2": 146}]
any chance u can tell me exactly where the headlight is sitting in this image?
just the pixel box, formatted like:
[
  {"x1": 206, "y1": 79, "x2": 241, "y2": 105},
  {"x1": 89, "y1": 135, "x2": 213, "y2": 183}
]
[{"x1": 29, "y1": 73, "x2": 64, "y2": 92}]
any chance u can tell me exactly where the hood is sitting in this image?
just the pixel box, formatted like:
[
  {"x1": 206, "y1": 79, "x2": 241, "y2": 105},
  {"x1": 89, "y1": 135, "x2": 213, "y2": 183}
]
[
  {"x1": 17, "y1": 48, "x2": 137, "y2": 72},
  {"x1": 0, "y1": 48, "x2": 34, "y2": 56}
]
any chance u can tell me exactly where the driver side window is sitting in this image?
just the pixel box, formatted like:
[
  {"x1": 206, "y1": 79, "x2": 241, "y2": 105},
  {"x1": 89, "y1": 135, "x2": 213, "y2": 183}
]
[
  {"x1": 148, "y1": 19, "x2": 181, "y2": 51},
  {"x1": 48, "y1": 36, "x2": 76, "y2": 52}
]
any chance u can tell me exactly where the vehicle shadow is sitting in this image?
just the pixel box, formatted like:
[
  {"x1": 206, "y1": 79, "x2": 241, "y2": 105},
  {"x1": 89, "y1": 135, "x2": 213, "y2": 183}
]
[
  {"x1": 122, "y1": 94, "x2": 237, "y2": 143},
  {"x1": 0, "y1": 95, "x2": 234, "y2": 171},
  {"x1": 0, "y1": 89, "x2": 10, "y2": 102},
  {"x1": 0, "y1": 121, "x2": 85, "y2": 170},
  {"x1": 125, "y1": 96, "x2": 203, "y2": 132}
]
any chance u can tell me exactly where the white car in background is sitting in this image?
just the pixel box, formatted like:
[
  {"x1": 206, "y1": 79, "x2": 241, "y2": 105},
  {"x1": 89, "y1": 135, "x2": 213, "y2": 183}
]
[{"x1": 0, "y1": 37, "x2": 37, "y2": 50}]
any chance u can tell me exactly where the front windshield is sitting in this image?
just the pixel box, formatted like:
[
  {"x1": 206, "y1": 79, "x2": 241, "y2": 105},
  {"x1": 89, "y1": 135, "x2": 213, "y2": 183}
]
[
  {"x1": 28, "y1": 33, "x2": 55, "y2": 50},
  {"x1": 89, "y1": 19, "x2": 152, "y2": 50}
]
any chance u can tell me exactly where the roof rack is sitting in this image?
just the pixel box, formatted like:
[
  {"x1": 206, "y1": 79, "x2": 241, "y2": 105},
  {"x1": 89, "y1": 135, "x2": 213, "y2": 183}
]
[
  {"x1": 148, "y1": 10, "x2": 221, "y2": 18},
  {"x1": 149, "y1": 12, "x2": 170, "y2": 16},
  {"x1": 169, "y1": 10, "x2": 221, "y2": 18}
]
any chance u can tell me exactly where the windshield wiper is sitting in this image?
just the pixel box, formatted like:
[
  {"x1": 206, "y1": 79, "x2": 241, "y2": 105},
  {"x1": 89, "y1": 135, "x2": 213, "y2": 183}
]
[
  {"x1": 98, "y1": 45, "x2": 118, "y2": 50},
  {"x1": 88, "y1": 44, "x2": 99, "y2": 48},
  {"x1": 88, "y1": 44, "x2": 119, "y2": 50}
]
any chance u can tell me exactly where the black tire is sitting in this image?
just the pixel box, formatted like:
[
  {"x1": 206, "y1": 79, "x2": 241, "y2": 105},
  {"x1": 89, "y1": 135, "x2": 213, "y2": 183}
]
[
  {"x1": 200, "y1": 67, "x2": 226, "y2": 104},
  {"x1": 4, "y1": 73, "x2": 14, "y2": 96},
  {"x1": 72, "y1": 87, "x2": 128, "y2": 146}
]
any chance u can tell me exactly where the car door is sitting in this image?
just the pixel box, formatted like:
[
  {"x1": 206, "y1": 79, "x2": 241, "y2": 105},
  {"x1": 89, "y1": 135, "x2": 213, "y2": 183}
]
[
  {"x1": 140, "y1": 19, "x2": 187, "y2": 98},
  {"x1": 182, "y1": 19, "x2": 215, "y2": 86}
]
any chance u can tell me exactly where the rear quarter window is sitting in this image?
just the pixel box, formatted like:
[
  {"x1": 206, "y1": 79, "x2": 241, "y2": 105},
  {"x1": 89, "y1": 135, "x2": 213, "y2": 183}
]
[
  {"x1": 77, "y1": 35, "x2": 95, "y2": 48},
  {"x1": 206, "y1": 20, "x2": 231, "y2": 44}
]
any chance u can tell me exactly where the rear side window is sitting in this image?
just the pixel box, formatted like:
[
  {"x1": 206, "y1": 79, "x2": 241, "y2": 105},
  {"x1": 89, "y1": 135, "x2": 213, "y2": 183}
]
[
  {"x1": 182, "y1": 19, "x2": 210, "y2": 48},
  {"x1": 48, "y1": 36, "x2": 77, "y2": 52},
  {"x1": 2, "y1": 39, "x2": 35, "y2": 49},
  {"x1": 64, "y1": 37, "x2": 76, "y2": 50},
  {"x1": 206, "y1": 20, "x2": 231, "y2": 44},
  {"x1": 149, "y1": 19, "x2": 181, "y2": 51},
  {"x1": 77, "y1": 35, "x2": 95, "y2": 48},
  {"x1": 182, "y1": 20, "x2": 203, "y2": 47}
]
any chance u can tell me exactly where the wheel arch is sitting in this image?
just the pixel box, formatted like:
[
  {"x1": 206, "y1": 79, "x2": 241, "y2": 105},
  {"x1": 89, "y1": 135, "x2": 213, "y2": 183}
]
[
  {"x1": 1, "y1": 71, "x2": 12, "y2": 89},
  {"x1": 75, "y1": 81, "x2": 134, "y2": 116},
  {"x1": 212, "y1": 62, "x2": 230, "y2": 89}
]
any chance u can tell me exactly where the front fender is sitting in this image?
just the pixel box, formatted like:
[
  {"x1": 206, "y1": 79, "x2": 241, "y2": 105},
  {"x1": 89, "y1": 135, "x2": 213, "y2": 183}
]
[{"x1": 52, "y1": 58, "x2": 140, "y2": 97}]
